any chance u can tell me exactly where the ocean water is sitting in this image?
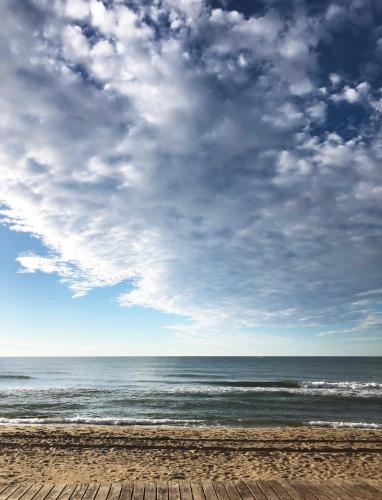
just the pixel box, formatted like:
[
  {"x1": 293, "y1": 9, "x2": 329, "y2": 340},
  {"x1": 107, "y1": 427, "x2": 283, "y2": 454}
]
[{"x1": 0, "y1": 357, "x2": 381, "y2": 429}]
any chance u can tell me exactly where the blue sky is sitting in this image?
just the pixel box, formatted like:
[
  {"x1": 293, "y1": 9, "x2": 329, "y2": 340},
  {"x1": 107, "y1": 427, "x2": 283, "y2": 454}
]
[{"x1": 0, "y1": 0, "x2": 382, "y2": 355}]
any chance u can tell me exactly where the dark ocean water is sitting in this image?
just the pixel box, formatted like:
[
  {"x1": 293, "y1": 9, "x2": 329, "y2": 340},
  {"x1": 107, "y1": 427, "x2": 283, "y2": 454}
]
[{"x1": 0, "y1": 357, "x2": 381, "y2": 429}]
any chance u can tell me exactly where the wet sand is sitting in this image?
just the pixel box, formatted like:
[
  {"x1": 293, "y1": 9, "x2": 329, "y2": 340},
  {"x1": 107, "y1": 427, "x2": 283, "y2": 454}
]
[{"x1": 0, "y1": 425, "x2": 381, "y2": 483}]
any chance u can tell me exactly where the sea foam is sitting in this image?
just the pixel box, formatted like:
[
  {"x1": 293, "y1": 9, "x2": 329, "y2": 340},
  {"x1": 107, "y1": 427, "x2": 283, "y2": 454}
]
[{"x1": 309, "y1": 420, "x2": 382, "y2": 429}]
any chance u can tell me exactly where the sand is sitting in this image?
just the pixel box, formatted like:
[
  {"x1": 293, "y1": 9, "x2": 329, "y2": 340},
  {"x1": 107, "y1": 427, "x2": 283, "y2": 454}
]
[{"x1": 0, "y1": 424, "x2": 381, "y2": 483}]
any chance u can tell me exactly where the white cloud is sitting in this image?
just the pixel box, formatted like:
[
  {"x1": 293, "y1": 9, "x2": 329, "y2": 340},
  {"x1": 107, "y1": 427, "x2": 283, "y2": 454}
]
[
  {"x1": 356, "y1": 81, "x2": 370, "y2": 94},
  {"x1": 0, "y1": 0, "x2": 381, "y2": 339},
  {"x1": 280, "y1": 38, "x2": 309, "y2": 60},
  {"x1": 62, "y1": 25, "x2": 90, "y2": 61},
  {"x1": 307, "y1": 102, "x2": 327, "y2": 122},
  {"x1": 329, "y1": 73, "x2": 341, "y2": 85},
  {"x1": 289, "y1": 78, "x2": 314, "y2": 96},
  {"x1": 89, "y1": 0, "x2": 116, "y2": 34},
  {"x1": 330, "y1": 85, "x2": 364, "y2": 104},
  {"x1": 343, "y1": 87, "x2": 359, "y2": 103},
  {"x1": 65, "y1": 0, "x2": 89, "y2": 20},
  {"x1": 325, "y1": 4, "x2": 345, "y2": 21},
  {"x1": 318, "y1": 313, "x2": 382, "y2": 337}
]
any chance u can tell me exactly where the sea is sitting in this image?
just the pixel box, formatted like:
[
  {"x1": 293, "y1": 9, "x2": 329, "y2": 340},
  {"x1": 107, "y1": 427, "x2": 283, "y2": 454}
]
[{"x1": 0, "y1": 357, "x2": 381, "y2": 429}]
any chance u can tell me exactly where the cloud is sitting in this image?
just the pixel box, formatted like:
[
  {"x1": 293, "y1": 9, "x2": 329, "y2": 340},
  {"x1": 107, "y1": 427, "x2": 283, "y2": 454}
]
[
  {"x1": 318, "y1": 313, "x2": 382, "y2": 337},
  {"x1": 0, "y1": 0, "x2": 381, "y2": 338}
]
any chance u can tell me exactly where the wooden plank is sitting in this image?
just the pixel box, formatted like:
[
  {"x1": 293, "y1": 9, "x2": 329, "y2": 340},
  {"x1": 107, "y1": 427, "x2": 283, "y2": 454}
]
[
  {"x1": 243, "y1": 480, "x2": 268, "y2": 500},
  {"x1": 202, "y1": 482, "x2": 218, "y2": 500},
  {"x1": 283, "y1": 481, "x2": 316, "y2": 500},
  {"x1": 70, "y1": 484, "x2": 89, "y2": 500},
  {"x1": 211, "y1": 483, "x2": 230, "y2": 500},
  {"x1": 0, "y1": 484, "x2": 22, "y2": 500},
  {"x1": 332, "y1": 480, "x2": 376, "y2": 500},
  {"x1": 179, "y1": 482, "x2": 193, "y2": 500},
  {"x1": 347, "y1": 481, "x2": 380, "y2": 500},
  {"x1": 332, "y1": 480, "x2": 367, "y2": 500},
  {"x1": 254, "y1": 482, "x2": 280, "y2": 500},
  {"x1": 6, "y1": 483, "x2": 33, "y2": 500},
  {"x1": 190, "y1": 483, "x2": 206, "y2": 500},
  {"x1": 267, "y1": 481, "x2": 294, "y2": 500},
  {"x1": 221, "y1": 482, "x2": 241, "y2": 500},
  {"x1": 308, "y1": 480, "x2": 349, "y2": 500},
  {"x1": 44, "y1": 484, "x2": 65, "y2": 500},
  {"x1": 43, "y1": 485, "x2": 67, "y2": 500},
  {"x1": 130, "y1": 483, "x2": 144, "y2": 500},
  {"x1": 94, "y1": 485, "x2": 111, "y2": 500},
  {"x1": 0, "y1": 481, "x2": 379, "y2": 500},
  {"x1": 108, "y1": 483, "x2": 122, "y2": 500},
  {"x1": 232, "y1": 482, "x2": 257, "y2": 500},
  {"x1": 158, "y1": 482, "x2": 169, "y2": 500},
  {"x1": 21, "y1": 484, "x2": 44, "y2": 500},
  {"x1": 169, "y1": 483, "x2": 181, "y2": 500},
  {"x1": 276, "y1": 480, "x2": 312, "y2": 500},
  {"x1": 32, "y1": 485, "x2": 55, "y2": 500},
  {"x1": 0, "y1": 488, "x2": 12, "y2": 496},
  {"x1": 297, "y1": 481, "x2": 330, "y2": 500},
  {"x1": 144, "y1": 482, "x2": 156, "y2": 500},
  {"x1": 82, "y1": 484, "x2": 100, "y2": 500},
  {"x1": 57, "y1": 484, "x2": 77, "y2": 500},
  {"x1": 119, "y1": 484, "x2": 133, "y2": 500}
]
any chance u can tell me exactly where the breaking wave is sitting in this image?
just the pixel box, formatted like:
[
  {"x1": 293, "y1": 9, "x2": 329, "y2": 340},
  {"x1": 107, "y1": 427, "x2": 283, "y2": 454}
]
[
  {"x1": 1, "y1": 416, "x2": 380, "y2": 429},
  {"x1": 303, "y1": 381, "x2": 382, "y2": 390},
  {"x1": 309, "y1": 420, "x2": 382, "y2": 429},
  {"x1": 158, "y1": 380, "x2": 382, "y2": 398},
  {"x1": 0, "y1": 416, "x2": 204, "y2": 426},
  {"x1": 199, "y1": 380, "x2": 301, "y2": 388}
]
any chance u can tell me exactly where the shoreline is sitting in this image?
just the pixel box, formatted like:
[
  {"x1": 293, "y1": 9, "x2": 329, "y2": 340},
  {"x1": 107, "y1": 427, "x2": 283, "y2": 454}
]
[
  {"x1": 0, "y1": 418, "x2": 380, "y2": 430},
  {"x1": 0, "y1": 424, "x2": 381, "y2": 483},
  {"x1": 0, "y1": 421, "x2": 381, "y2": 430}
]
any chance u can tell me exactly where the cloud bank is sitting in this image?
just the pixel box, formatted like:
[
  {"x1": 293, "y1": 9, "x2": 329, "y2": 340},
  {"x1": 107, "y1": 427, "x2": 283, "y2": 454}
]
[{"x1": 1, "y1": 0, "x2": 382, "y2": 338}]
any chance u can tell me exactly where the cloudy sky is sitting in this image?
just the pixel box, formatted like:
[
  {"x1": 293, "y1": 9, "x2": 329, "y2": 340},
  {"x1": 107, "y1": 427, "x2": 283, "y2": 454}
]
[{"x1": 1, "y1": 0, "x2": 381, "y2": 356}]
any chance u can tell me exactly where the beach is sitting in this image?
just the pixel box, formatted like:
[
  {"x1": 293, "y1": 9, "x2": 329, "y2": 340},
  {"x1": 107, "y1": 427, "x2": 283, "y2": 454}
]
[
  {"x1": 1, "y1": 358, "x2": 381, "y2": 485},
  {"x1": 0, "y1": 424, "x2": 381, "y2": 483}
]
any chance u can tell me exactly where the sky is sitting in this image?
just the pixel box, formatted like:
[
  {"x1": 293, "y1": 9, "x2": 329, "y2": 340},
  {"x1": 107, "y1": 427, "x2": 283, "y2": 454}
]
[{"x1": 0, "y1": 0, "x2": 382, "y2": 356}]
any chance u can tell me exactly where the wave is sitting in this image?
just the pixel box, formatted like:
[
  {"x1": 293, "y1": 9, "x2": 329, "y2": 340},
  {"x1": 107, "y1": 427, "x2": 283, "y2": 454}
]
[
  {"x1": 0, "y1": 416, "x2": 204, "y2": 426},
  {"x1": 181, "y1": 379, "x2": 382, "y2": 397},
  {"x1": 178, "y1": 387, "x2": 380, "y2": 398},
  {"x1": 0, "y1": 387, "x2": 112, "y2": 395},
  {"x1": 303, "y1": 381, "x2": 382, "y2": 390},
  {"x1": 1, "y1": 379, "x2": 380, "y2": 402},
  {"x1": 309, "y1": 420, "x2": 382, "y2": 430},
  {"x1": 165, "y1": 373, "x2": 227, "y2": 379},
  {"x1": 1, "y1": 382, "x2": 380, "y2": 399},
  {"x1": 1, "y1": 416, "x2": 381, "y2": 429},
  {"x1": 197, "y1": 379, "x2": 382, "y2": 390},
  {"x1": 199, "y1": 380, "x2": 301, "y2": 388},
  {"x1": 0, "y1": 375, "x2": 33, "y2": 380}
]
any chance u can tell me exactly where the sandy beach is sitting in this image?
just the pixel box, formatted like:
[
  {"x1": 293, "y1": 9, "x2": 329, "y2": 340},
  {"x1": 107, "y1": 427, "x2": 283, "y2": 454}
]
[{"x1": 0, "y1": 424, "x2": 381, "y2": 483}]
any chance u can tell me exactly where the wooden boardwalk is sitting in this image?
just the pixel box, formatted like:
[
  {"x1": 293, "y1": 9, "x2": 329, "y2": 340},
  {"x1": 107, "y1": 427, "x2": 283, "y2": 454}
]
[{"x1": 1, "y1": 480, "x2": 381, "y2": 500}]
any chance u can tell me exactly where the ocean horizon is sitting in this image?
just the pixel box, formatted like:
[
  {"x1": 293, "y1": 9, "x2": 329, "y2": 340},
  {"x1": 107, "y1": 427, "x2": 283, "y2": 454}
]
[{"x1": 0, "y1": 356, "x2": 381, "y2": 429}]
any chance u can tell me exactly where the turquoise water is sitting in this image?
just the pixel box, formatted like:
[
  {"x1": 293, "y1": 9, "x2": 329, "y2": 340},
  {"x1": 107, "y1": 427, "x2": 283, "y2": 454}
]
[{"x1": 0, "y1": 357, "x2": 381, "y2": 428}]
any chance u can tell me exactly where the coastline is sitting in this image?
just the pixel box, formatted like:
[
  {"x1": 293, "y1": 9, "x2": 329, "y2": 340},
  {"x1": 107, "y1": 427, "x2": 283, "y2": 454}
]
[
  {"x1": 1, "y1": 424, "x2": 381, "y2": 483},
  {"x1": 0, "y1": 417, "x2": 380, "y2": 429}
]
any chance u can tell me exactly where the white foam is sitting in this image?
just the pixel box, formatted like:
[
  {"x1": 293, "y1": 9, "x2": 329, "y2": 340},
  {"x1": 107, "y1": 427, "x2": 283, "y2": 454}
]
[
  {"x1": 303, "y1": 381, "x2": 382, "y2": 389},
  {"x1": 309, "y1": 420, "x2": 382, "y2": 429},
  {"x1": 160, "y1": 383, "x2": 381, "y2": 398},
  {"x1": 0, "y1": 416, "x2": 204, "y2": 426},
  {"x1": 1, "y1": 380, "x2": 381, "y2": 399}
]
